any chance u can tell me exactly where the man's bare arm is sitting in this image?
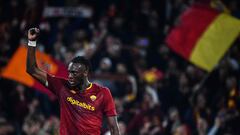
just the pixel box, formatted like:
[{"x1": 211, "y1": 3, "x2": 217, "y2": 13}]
[
  {"x1": 26, "y1": 28, "x2": 47, "y2": 85},
  {"x1": 107, "y1": 116, "x2": 120, "y2": 135}
]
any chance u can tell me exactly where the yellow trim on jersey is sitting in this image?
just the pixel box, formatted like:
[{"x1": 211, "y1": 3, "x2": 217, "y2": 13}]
[{"x1": 86, "y1": 83, "x2": 92, "y2": 90}]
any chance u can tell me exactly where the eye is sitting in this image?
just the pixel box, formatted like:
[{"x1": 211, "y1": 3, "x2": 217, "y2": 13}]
[
  {"x1": 69, "y1": 71, "x2": 78, "y2": 76},
  {"x1": 73, "y1": 72, "x2": 77, "y2": 75}
]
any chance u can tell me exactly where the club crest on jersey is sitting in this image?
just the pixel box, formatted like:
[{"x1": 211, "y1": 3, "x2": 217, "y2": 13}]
[{"x1": 90, "y1": 95, "x2": 97, "y2": 101}]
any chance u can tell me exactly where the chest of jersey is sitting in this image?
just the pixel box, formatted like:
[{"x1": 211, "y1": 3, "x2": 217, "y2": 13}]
[{"x1": 60, "y1": 87, "x2": 104, "y2": 114}]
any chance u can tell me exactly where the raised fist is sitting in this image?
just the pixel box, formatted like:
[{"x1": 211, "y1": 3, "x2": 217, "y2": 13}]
[{"x1": 28, "y1": 28, "x2": 40, "y2": 41}]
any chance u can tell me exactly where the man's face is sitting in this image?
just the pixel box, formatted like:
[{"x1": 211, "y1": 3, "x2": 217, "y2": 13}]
[{"x1": 68, "y1": 62, "x2": 87, "y2": 87}]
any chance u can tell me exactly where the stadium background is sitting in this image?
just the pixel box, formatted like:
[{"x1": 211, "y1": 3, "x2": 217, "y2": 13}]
[{"x1": 0, "y1": 0, "x2": 240, "y2": 135}]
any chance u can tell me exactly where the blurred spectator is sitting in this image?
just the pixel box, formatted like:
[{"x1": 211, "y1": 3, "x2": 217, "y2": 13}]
[{"x1": 0, "y1": 116, "x2": 15, "y2": 135}]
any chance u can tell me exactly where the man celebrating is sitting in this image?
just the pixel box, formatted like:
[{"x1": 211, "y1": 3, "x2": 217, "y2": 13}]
[{"x1": 26, "y1": 28, "x2": 120, "y2": 135}]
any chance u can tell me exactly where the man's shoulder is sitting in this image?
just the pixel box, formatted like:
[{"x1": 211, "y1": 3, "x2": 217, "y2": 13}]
[{"x1": 92, "y1": 83, "x2": 110, "y2": 93}]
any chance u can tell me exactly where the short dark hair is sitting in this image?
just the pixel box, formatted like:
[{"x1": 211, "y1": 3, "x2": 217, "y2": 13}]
[{"x1": 70, "y1": 56, "x2": 91, "y2": 71}]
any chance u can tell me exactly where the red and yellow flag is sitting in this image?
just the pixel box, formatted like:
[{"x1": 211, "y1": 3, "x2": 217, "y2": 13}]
[
  {"x1": 0, "y1": 45, "x2": 68, "y2": 99},
  {"x1": 166, "y1": 4, "x2": 240, "y2": 72}
]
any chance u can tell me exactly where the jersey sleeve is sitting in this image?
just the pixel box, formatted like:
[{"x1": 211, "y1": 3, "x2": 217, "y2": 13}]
[
  {"x1": 46, "y1": 74, "x2": 64, "y2": 96},
  {"x1": 102, "y1": 88, "x2": 117, "y2": 116}
]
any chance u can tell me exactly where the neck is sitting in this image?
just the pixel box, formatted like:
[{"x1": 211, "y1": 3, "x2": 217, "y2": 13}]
[{"x1": 77, "y1": 79, "x2": 91, "y2": 92}]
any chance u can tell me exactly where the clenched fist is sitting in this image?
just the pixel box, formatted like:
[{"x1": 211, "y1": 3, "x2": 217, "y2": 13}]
[{"x1": 28, "y1": 28, "x2": 40, "y2": 41}]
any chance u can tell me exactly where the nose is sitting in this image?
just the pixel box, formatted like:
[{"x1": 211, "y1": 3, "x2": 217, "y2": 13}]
[{"x1": 68, "y1": 73, "x2": 74, "y2": 79}]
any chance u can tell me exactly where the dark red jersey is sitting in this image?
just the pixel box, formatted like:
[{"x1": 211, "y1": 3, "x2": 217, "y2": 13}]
[{"x1": 46, "y1": 74, "x2": 117, "y2": 135}]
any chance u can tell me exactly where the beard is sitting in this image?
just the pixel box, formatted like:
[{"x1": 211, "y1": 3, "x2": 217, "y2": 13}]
[{"x1": 68, "y1": 78, "x2": 84, "y2": 89}]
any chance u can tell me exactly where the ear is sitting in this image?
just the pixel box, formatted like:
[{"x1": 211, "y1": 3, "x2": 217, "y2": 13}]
[{"x1": 84, "y1": 70, "x2": 88, "y2": 76}]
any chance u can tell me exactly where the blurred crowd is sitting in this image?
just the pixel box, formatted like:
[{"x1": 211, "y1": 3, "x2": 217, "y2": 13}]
[{"x1": 0, "y1": 0, "x2": 240, "y2": 135}]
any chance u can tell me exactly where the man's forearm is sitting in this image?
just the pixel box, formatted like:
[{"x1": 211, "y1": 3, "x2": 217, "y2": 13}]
[
  {"x1": 110, "y1": 126, "x2": 120, "y2": 135},
  {"x1": 109, "y1": 123, "x2": 120, "y2": 135},
  {"x1": 26, "y1": 46, "x2": 38, "y2": 74},
  {"x1": 107, "y1": 115, "x2": 120, "y2": 135},
  {"x1": 26, "y1": 43, "x2": 47, "y2": 85}
]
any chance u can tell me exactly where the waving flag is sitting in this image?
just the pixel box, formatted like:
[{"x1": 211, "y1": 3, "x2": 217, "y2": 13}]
[
  {"x1": 166, "y1": 4, "x2": 240, "y2": 72},
  {"x1": 0, "y1": 45, "x2": 68, "y2": 100}
]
